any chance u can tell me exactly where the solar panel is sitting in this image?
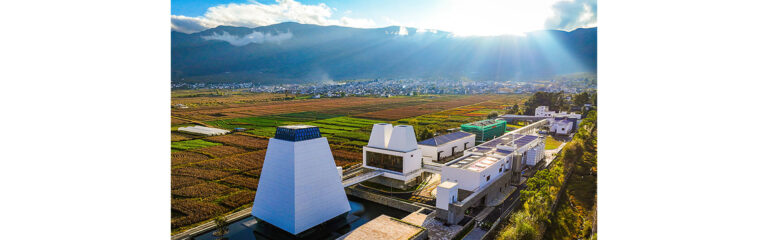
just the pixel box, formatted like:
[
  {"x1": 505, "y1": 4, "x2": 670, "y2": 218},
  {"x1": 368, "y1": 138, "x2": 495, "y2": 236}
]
[
  {"x1": 513, "y1": 135, "x2": 538, "y2": 147},
  {"x1": 418, "y1": 131, "x2": 473, "y2": 146},
  {"x1": 496, "y1": 149, "x2": 513, "y2": 155}
]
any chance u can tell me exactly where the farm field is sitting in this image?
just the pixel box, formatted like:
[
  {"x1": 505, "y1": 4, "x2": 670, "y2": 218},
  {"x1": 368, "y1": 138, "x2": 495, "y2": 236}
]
[
  {"x1": 545, "y1": 135, "x2": 564, "y2": 150},
  {"x1": 169, "y1": 92, "x2": 529, "y2": 233},
  {"x1": 172, "y1": 96, "x2": 417, "y2": 121}
]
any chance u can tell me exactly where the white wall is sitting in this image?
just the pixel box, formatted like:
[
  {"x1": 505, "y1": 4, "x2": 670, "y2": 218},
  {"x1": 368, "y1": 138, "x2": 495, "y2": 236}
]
[
  {"x1": 436, "y1": 182, "x2": 458, "y2": 210},
  {"x1": 441, "y1": 157, "x2": 505, "y2": 191},
  {"x1": 418, "y1": 135, "x2": 475, "y2": 162},
  {"x1": 419, "y1": 145, "x2": 438, "y2": 163}
]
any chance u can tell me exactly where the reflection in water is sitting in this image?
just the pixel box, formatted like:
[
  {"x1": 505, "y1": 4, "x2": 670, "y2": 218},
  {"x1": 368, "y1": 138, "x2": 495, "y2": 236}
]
[{"x1": 193, "y1": 196, "x2": 409, "y2": 240}]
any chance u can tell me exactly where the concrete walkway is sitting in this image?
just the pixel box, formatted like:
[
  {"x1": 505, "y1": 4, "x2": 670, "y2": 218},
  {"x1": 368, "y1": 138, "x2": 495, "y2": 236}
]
[{"x1": 463, "y1": 227, "x2": 488, "y2": 240}]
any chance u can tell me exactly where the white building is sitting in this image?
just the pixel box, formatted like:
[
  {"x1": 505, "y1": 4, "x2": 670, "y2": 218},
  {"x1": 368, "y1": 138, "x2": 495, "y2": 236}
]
[
  {"x1": 362, "y1": 124, "x2": 424, "y2": 189},
  {"x1": 251, "y1": 125, "x2": 351, "y2": 235},
  {"x1": 177, "y1": 125, "x2": 229, "y2": 136},
  {"x1": 535, "y1": 106, "x2": 555, "y2": 117},
  {"x1": 441, "y1": 133, "x2": 545, "y2": 191},
  {"x1": 535, "y1": 106, "x2": 581, "y2": 119},
  {"x1": 550, "y1": 119, "x2": 574, "y2": 135},
  {"x1": 418, "y1": 131, "x2": 475, "y2": 163},
  {"x1": 441, "y1": 154, "x2": 505, "y2": 191}
]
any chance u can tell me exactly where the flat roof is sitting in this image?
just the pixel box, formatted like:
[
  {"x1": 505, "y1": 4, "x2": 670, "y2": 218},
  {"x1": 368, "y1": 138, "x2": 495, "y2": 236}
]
[
  {"x1": 438, "y1": 181, "x2": 458, "y2": 189},
  {"x1": 448, "y1": 155, "x2": 500, "y2": 172},
  {"x1": 463, "y1": 119, "x2": 505, "y2": 127},
  {"x1": 278, "y1": 124, "x2": 317, "y2": 129},
  {"x1": 417, "y1": 131, "x2": 474, "y2": 146},
  {"x1": 343, "y1": 215, "x2": 424, "y2": 240},
  {"x1": 476, "y1": 134, "x2": 538, "y2": 149}
]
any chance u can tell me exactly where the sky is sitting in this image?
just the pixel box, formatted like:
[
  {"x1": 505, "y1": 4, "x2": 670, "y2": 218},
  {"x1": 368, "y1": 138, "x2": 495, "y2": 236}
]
[{"x1": 171, "y1": 0, "x2": 596, "y2": 36}]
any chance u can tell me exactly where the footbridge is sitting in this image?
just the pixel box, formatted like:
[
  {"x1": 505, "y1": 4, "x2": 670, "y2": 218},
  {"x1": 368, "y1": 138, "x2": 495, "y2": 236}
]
[
  {"x1": 499, "y1": 115, "x2": 549, "y2": 123},
  {"x1": 342, "y1": 170, "x2": 384, "y2": 187},
  {"x1": 507, "y1": 118, "x2": 549, "y2": 135},
  {"x1": 422, "y1": 162, "x2": 443, "y2": 174}
]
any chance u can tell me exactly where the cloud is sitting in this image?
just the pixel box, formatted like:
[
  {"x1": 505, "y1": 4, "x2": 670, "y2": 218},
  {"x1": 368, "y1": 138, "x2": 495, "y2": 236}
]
[
  {"x1": 397, "y1": 26, "x2": 409, "y2": 36},
  {"x1": 171, "y1": 15, "x2": 217, "y2": 33},
  {"x1": 546, "y1": 0, "x2": 597, "y2": 31},
  {"x1": 201, "y1": 31, "x2": 293, "y2": 46},
  {"x1": 416, "y1": 28, "x2": 437, "y2": 34},
  {"x1": 338, "y1": 17, "x2": 376, "y2": 28},
  {"x1": 171, "y1": 0, "x2": 375, "y2": 33}
]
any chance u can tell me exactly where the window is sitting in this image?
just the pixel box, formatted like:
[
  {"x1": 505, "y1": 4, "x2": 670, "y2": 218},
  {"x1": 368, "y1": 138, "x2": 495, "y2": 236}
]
[
  {"x1": 486, "y1": 176, "x2": 490, "y2": 181},
  {"x1": 366, "y1": 151, "x2": 403, "y2": 172},
  {"x1": 499, "y1": 168, "x2": 502, "y2": 173}
]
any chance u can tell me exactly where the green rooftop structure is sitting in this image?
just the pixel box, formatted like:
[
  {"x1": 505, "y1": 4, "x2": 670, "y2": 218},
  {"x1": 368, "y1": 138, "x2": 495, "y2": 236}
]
[{"x1": 461, "y1": 119, "x2": 507, "y2": 143}]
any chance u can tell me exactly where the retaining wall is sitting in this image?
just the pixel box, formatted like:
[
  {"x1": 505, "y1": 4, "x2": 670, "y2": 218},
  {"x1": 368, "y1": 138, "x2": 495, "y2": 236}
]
[{"x1": 345, "y1": 187, "x2": 423, "y2": 213}]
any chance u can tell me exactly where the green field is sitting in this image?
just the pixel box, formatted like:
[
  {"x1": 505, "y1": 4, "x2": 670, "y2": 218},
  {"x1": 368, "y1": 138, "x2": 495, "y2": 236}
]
[
  {"x1": 545, "y1": 136, "x2": 563, "y2": 150},
  {"x1": 171, "y1": 139, "x2": 222, "y2": 151},
  {"x1": 205, "y1": 115, "x2": 383, "y2": 150}
]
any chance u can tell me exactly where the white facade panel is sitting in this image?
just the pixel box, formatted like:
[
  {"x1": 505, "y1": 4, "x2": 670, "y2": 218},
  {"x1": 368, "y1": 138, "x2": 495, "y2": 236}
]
[
  {"x1": 418, "y1": 135, "x2": 475, "y2": 162},
  {"x1": 387, "y1": 125, "x2": 418, "y2": 152},
  {"x1": 436, "y1": 182, "x2": 459, "y2": 210},
  {"x1": 252, "y1": 137, "x2": 351, "y2": 235},
  {"x1": 368, "y1": 123, "x2": 393, "y2": 148}
]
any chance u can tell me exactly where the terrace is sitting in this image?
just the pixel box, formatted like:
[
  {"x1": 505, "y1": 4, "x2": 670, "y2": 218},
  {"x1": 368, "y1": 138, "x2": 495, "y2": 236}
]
[{"x1": 448, "y1": 155, "x2": 500, "y2": 172}]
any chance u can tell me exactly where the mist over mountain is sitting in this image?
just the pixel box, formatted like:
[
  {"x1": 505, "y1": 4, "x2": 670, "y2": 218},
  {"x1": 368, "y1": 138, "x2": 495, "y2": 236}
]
[{"x1": 172, "y1": 22, "x2": 596, "y2": 84}]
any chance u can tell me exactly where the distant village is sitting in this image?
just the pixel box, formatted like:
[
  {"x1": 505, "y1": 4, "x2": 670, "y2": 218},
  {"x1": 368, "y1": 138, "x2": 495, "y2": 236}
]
[{"x1": 171, "y1": 76, "x2": 596, "y2": 97}]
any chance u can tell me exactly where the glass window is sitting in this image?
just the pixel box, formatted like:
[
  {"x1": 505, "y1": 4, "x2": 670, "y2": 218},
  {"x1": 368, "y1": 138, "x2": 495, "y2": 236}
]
[{"x1": 366, "y1": 151, "x2": 403, "y2": 172}]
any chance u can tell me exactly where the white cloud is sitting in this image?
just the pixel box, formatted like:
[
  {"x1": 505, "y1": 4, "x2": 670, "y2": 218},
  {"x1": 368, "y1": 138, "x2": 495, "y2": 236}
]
[
  {"x1": 545, "y1": 0, "x2": 597, "y2": 31},
  {"x1": 416, "y1": 28, "x2": 437, "y2": 34},
  {"x1": 171, "y1": 0, "x2": 376, "y2": 33},
  {"x1": 338, "y1": 17, "x2": 376, "y2": 28},
  {"x1": 201, "y1": 31, "x2": 293, "y2": 46},
  {"x1": 397, "y1": 26, "x2": 409, "y2": 36},
  {"x1": 171, "y1": 15, "x2": 218, "y2": 33}
]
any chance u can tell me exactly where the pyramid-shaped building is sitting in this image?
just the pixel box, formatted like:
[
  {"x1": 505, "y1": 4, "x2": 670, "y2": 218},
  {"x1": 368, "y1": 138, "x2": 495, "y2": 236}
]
[{"x1": 251, "y1": 125, "x2": 351, "y2": 235}]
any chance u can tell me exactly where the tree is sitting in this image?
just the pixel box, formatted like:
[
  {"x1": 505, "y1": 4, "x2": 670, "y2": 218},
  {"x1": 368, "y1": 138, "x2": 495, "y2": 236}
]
[
  {"x1": 574, "y1": 92, "x2": 590, "y2": 107},
  {"x1": 507, "y1": 104, "x2": 520, "y2": 115},
  {"x1": 417, "y1": 128, "x2": 434, "y2": 141},
  {"x1": 213, "y1": 216, "x2": 228, "y2": 239},
  {"x1": 487, "y1": 111, "x2": 499, "y2": 119}
]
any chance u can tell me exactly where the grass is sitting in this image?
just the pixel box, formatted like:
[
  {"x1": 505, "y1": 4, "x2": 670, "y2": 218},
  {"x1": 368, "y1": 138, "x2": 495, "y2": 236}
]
[
  {"x1": 172, "y1": 139, "x2": 222, "y2": 151},
  {"x1": 545, "y1": 136, "x2": 563, "y2": 150}
]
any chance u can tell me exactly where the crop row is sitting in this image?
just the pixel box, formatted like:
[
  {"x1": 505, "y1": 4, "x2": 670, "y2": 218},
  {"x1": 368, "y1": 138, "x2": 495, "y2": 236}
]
[
  {"x1": 171, "y1": 175, "x2": 205, "y2": 190},
  {"x1": 171, "y1": 139, "x2": 222, "y2": 151},
  {"x1": 192, "y1": 145, "x2": 248, "y2": 158},
  {"x1": 171, "y1": 199, "x2": 227, "y2": 230},
  {"x1": 171, "y1": 151, "x2": 211, "y2": 166},
  {"x1": 220, "y1": 190, "x2": 256, "y2": 208},
  {"x1": 172, "y1": 182, "x2": 234, "y2": 198},
  {"x1": 172, "y1": 167, "x2": 233, "y2": 181},
  {"x1": 205, "y1": 134, "x2": 269, "y2": 149},
  {"x1": 194, "y1": 151, "x2": 265, "y2": 171}
]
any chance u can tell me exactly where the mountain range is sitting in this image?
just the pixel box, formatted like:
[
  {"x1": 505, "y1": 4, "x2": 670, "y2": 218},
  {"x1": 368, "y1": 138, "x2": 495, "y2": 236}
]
[{"x1": 172, "y1": 22, "x2": 596, "y2": 84}]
